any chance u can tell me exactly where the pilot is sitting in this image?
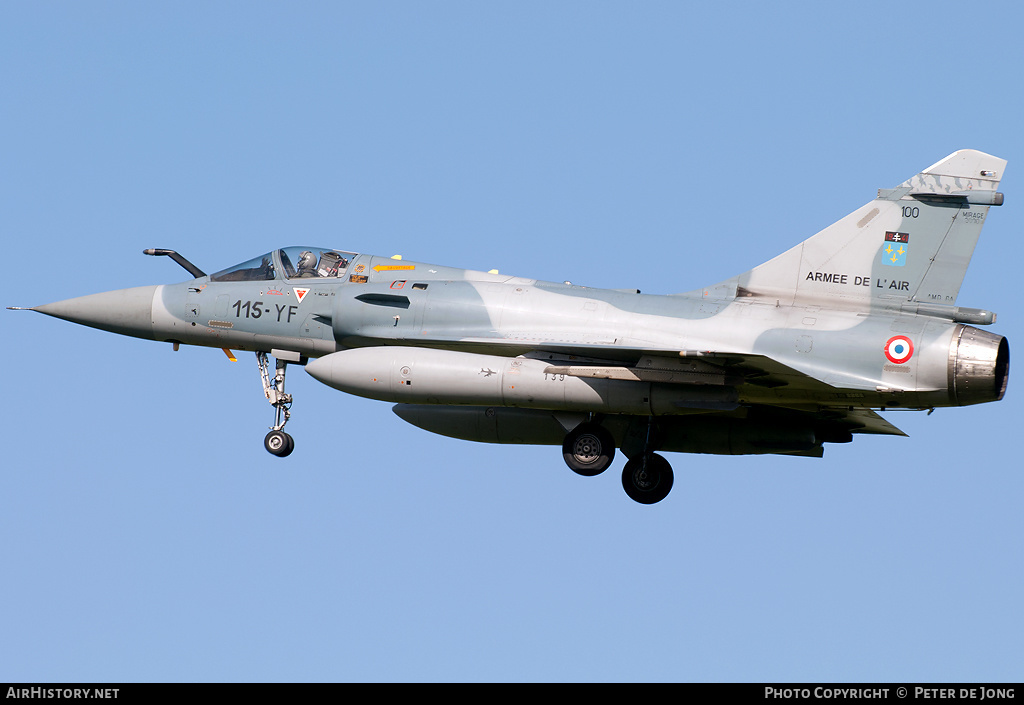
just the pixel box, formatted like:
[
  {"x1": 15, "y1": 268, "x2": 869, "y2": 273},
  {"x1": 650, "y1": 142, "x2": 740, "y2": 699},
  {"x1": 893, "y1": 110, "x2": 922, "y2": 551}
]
[{"x1": 296, "y1": 250, "x2": 318, "y2": 278}]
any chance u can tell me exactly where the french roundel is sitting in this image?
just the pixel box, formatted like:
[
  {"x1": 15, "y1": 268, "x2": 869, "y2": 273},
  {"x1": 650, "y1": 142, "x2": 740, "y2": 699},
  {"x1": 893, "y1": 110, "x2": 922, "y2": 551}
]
[{"x1": 884, "y1": 335, "x2": 914, "y2": 364}]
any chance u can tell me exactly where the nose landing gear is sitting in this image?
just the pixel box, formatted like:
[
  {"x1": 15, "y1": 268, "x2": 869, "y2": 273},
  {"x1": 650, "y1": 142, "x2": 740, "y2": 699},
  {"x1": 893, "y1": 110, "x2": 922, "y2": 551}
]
[
  {"x1": 264, "y1": 428, "x2": 294, "y2": 457},
  {"x1": 257, "y1": 351, "x2": 295, "y2": 456}
]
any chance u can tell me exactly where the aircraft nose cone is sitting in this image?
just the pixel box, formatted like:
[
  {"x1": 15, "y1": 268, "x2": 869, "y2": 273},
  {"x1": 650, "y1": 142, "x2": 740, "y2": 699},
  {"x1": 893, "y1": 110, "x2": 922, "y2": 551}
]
[{"x1": 33, "y1": 285, "x2": 159, "y2": 340}]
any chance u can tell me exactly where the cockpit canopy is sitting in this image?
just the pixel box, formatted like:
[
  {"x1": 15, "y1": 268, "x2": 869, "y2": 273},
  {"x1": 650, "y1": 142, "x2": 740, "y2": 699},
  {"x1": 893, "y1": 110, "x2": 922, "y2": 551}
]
[{"x1": 210, "y1": 247, "x2": 359, "y2": 282}]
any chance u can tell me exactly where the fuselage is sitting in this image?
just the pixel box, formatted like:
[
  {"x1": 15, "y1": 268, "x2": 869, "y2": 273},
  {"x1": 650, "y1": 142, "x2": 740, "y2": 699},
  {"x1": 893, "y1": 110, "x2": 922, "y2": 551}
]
[
  {"x1": 17, "y1": 149, "x2": 1012, "y2": 503},
  {"x1": 33, "y1": 246, "x2": 1009, "y2": 415}
]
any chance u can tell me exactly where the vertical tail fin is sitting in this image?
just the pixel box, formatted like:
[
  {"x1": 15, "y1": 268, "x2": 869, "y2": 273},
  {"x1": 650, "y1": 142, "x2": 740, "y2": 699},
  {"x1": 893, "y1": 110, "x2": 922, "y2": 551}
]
[{"x1": 712, "y1": 150, "x2": 1006, "y2": 312}]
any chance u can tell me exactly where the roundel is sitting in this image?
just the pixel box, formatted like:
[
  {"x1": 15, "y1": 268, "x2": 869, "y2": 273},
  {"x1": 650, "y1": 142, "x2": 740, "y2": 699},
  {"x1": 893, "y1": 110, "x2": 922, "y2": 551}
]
[{"x1": 884, "y1": 335, "x2": 914, "y2": 364}]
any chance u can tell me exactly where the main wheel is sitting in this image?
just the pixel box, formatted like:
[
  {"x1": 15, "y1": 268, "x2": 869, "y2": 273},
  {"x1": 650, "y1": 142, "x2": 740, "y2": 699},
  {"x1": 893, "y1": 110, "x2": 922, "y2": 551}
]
[
  {"x1": 264, "y1": 430, "x2": 294, "y2": 457},
  {"x1": 621, "y1": 453, "x2": 674, "y2": 504},
  {"x1": 562, "y1": 422, "x2": 615, "y2": 476}
]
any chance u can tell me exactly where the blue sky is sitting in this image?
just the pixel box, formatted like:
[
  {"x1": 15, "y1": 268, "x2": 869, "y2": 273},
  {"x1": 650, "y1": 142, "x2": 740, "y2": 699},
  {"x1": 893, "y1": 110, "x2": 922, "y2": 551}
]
[{"x1": 2, "y1": 2, "x2": 1022, "y2": 682}]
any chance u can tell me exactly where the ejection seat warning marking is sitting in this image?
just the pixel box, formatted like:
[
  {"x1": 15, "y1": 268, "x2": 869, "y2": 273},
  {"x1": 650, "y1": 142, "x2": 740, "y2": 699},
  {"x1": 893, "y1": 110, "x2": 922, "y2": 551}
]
[{"x1": 293, "y1": 287, "x2": 310, "y2": 303}]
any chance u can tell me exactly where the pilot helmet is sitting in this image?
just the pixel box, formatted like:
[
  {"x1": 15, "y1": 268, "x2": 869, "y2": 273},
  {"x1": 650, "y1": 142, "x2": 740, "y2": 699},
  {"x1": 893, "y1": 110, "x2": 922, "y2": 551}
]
[{"x1": 298, "y1": 251, "x2": 316, "y2": 271}]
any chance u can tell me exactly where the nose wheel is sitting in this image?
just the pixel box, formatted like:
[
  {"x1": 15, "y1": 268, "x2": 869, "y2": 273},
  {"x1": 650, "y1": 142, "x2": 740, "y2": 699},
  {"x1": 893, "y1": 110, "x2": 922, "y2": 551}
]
[
  {"x1": 264, "y1": 429, "x2": 294, "y2": 457},
  {"x1": 257, "y1": 351, "x2": 296, "y2": 457}
]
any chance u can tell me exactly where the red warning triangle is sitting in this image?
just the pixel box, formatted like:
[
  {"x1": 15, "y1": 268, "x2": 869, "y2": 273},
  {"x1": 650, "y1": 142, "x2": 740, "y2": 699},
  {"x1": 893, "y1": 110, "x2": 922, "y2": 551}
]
[{"x1": 293, "y1": 287, "x2": 310, "y2": 303}]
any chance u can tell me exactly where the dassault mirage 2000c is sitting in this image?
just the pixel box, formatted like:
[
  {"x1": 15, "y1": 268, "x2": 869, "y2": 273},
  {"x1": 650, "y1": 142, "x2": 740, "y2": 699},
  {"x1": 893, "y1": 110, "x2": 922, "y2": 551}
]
[{"x1": 10, "y1": 150, "x2": 1010, "y2": 503}]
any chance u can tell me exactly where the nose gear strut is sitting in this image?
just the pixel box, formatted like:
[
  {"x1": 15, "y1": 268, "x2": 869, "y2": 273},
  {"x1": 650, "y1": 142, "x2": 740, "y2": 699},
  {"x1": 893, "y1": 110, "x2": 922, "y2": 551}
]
[{"x1": 257, "y1": 351, "x2": 294, "y2": 456}]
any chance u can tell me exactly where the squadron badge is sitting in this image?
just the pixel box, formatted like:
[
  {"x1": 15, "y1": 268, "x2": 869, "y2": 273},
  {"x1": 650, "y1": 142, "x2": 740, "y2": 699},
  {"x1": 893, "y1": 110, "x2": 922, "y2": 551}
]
[{"x1": 882, "y1": 231, "x2": 910, "y2": 267}]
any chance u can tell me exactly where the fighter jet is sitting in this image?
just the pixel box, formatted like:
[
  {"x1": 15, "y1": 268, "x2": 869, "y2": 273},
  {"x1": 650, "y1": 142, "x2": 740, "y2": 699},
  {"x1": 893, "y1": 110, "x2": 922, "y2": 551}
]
[{"x1": 10, "y1": 150, "x2": 1010, "y2": 504}]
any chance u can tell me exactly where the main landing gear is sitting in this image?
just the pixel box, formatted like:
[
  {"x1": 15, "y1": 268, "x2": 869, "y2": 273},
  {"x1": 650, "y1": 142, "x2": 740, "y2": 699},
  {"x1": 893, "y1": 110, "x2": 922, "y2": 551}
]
[
  {"x1": 562, "y1": 422, "x2": 616, "y2": 476},
  {"x1": 561, "y1": 417, "x2": 674, "y2": 504},
  {"x1": 620, "y1": 452, "x2": 673, "y2": 505},
  {"x1": 257, "y1": 351, "x2": 294, "y2": 457}
]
